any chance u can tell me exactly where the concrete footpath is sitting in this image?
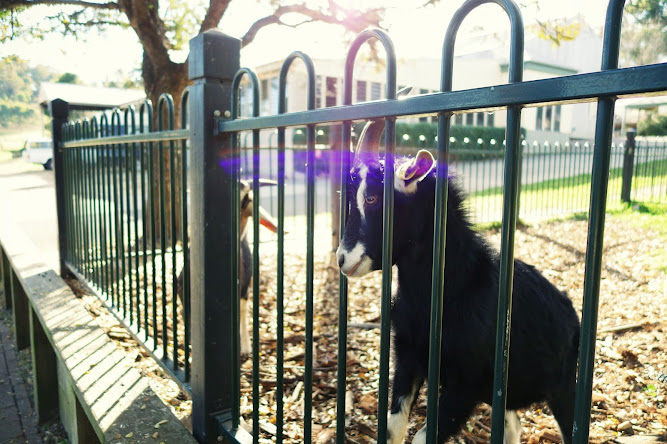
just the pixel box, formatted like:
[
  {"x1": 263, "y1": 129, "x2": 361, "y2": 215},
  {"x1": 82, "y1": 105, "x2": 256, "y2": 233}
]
[{"x1": 0, "y1": 304, "x2": 43, "y2": 444}]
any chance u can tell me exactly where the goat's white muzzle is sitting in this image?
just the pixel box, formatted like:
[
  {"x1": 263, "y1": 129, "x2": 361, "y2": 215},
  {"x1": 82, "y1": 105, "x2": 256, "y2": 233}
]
[{"x1": 336, "y1": 243, "x2": 373, "y2": 278}]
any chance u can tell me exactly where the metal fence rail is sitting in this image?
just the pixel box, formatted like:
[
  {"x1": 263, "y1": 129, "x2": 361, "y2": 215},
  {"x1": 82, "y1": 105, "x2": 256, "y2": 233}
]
[{"x1": 49, "y1": 0, "x2": 667, "y2": 443}]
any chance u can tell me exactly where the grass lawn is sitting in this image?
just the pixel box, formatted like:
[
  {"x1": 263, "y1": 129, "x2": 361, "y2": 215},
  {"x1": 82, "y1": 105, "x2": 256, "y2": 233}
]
[{"x1": 466, "y1": 158, "x2": 667, "y2": 224}]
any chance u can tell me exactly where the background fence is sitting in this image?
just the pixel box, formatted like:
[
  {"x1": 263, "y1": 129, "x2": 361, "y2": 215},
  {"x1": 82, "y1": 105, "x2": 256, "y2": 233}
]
[
  {"x1": 242, "y1": 135, "x2": 666, "y2": 230},
  {"x1": 50, "y1": 0, "x2": 667, "y2": 442}
]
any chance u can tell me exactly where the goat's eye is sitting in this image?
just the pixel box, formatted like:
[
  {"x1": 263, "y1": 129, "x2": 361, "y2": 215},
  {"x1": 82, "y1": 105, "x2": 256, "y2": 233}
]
[{"x1": 365, "y1": 195, "x2": 378, "y2": 206}]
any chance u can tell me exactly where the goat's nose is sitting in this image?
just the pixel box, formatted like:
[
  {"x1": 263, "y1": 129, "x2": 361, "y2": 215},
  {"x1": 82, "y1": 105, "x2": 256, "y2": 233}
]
[{"x1": 337, "y1": 254, "x2": 344, "y2": 268}]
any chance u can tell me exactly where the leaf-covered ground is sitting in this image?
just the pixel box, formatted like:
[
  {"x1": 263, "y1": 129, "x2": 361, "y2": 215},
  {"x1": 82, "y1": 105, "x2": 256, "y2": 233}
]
[{"x1": 72, "y1": 209, "x2": 666, "y2": 443}]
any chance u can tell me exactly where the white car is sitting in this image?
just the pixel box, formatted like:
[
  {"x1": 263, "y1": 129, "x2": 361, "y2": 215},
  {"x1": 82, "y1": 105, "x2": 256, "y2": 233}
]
[{"x1": 22, "y1": 138, "x2": 53, "y2": 170}]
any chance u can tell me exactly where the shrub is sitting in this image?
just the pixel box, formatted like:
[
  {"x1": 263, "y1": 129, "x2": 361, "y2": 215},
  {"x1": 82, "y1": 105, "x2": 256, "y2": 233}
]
[{"x1": 638, "y1": 114, "x2": 667, "y2": 136}]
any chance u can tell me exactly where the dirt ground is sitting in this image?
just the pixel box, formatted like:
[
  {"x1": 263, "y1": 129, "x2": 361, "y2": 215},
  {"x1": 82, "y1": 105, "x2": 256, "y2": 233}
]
[{"x1": 67, "y1": 210, "x2": 666, "y2": 443}]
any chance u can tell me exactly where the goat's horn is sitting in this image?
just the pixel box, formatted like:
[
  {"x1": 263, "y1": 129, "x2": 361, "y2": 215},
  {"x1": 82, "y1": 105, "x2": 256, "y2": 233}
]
[
  {"x1": 258, "y1": 178, "x2": 278, "y2": 187},
  {"x1": 239, "y1": 178, "x2": 278, "y2": 188},
  {"x1": 353, "y1": 86, "x2": 412, "y2": 158},
  {"x1": 354, "y1": 119, "x2": 385, "y2": 158}
]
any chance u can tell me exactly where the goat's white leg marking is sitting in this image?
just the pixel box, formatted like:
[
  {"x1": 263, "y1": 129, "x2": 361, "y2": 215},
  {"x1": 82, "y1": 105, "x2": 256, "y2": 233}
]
[
  {"x1": 412, "y1": 424, "x2": 427, "y2": 444},
  {"x1": 387, "y1": 384, "x2": 419, "y2": 444},
  {"x1": 239, "y1": 298, "x2": 251, "y2": 355},
  {"x1": 412, "y1": 411, "x2": 520, "y2": 444},
  {"x1": 356, "y1": 165, "x2": 369, "y2": 221},
  {"x1": 504, "y1": 410, "x2": 521, "y2": 444}
]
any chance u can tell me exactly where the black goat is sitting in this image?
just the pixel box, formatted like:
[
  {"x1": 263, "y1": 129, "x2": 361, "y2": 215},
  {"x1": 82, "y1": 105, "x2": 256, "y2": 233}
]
[
  {"x1": 177, "y1": 179, "x2": 278, "y2": 355},
  {"x1": 336, "y1": 119, "x2": 580, "y2": 444}
]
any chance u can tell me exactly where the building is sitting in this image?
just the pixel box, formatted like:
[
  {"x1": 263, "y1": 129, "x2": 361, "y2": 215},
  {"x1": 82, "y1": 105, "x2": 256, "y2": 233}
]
[{"x1": 245, "y1": 21, "x2": 606, "y2": 147}]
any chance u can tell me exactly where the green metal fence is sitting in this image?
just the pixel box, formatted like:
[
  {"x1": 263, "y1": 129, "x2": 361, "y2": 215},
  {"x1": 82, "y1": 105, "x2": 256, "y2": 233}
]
[{"x1": 49, "y1": 0, "x2": 667, "y2": 442}]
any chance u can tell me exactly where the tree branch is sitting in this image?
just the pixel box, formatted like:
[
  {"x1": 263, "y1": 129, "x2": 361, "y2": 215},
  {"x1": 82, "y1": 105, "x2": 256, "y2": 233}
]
[
  {"x1": 2, "y1": 0, "x2": 119, "y2": 10},
  {"x1": 117, "y1": 0, "x2": 172, "y2": 72},
  {"x1": 198, "y1": 0, "x2": 231, "y2": 34},
  {"x1": 240, "y1": 2, "x2": 384, "y2": 48}
]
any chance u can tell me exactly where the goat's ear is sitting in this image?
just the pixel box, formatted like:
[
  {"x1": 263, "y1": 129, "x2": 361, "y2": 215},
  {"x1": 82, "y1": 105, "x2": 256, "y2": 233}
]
[{"x1": 395, "y1": 149, "x2": 435, "y2": 193}]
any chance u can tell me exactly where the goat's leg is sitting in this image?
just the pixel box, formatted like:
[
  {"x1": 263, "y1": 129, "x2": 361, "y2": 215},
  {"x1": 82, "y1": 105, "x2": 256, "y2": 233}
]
[
  {"x1": 239, "y1": 296, "x2": 251, "y2": 356},
  {"x1": 411, "y1": 390, "x2": 476, "y2": 444},
  {"x1": 504, "y1": 410, "x2": 521, "y2": 444},
  {"x1": 387, "y1": 362, "x2": 422, "y2": 444},
  {"x1": 547, "y1": 387, "x2": 575, "y2": 444},
  {"x1": 547, "y1": 349, "x2": 576, "y2": 444}
]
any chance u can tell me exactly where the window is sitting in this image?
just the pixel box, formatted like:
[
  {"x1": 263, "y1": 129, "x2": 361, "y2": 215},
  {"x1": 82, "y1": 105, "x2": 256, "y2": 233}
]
[
  {"x1": 357, "y1": 80, "x2": 367, "y2": 102},
  {"x1": 326, "y1": 77, "x2": 337, "y2": 107},
  {"x1": 315, "y1": 76, "x2": 322, "y2": 108},
  {"x1": 240, "y1": 85, "x2": 253, "y2": 117},
  {"x1": 261, "y1": 79, "x2": 269, "y2": 115},
  {"x1": 545, "y1": 106, "x2": 552, "y2": 131},
  {"x1": 487, "y1": 112, "x2": 495, "y2": 127},
  {"x1": 536, "y1": 107, "x2": 543, "y2": 130},
  {"x1": 455, "y1": 114, "x2": 463, "y2": 126},
  {"x1": 554, "y1": 105, "x2": 561, "y2": 132},
  {"x1": 476, "y1": 112, "x2": 485, "y2": 126},
  {"x1": 466, "y1": 113, "x2": 474, "y2": 125},
  {"x1": 370, "y1": 82, "x2": 382, "y2": 100},
  {"x1": 270, "y1": 77, "x2": 279, "y2": 115}
]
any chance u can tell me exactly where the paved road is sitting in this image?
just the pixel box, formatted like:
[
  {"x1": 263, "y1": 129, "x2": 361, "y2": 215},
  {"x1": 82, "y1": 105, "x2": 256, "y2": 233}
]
[{"x1": 0, "y1": 157, "x2": 59, "y2": 269}]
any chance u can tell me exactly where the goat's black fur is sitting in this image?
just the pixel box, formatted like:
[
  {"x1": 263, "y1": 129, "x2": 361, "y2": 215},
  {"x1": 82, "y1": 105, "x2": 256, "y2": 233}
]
[{"x1": 338, "y1": 153, "x2": 580, "y2": 443}]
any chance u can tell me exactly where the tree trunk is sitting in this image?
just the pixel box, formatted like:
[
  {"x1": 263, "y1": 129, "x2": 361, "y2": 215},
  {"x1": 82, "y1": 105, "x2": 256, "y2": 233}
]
[
  {"x1": 142, "y1": 52, "x2": 189, "y2": 246},
  {"x1": 142, "y1": 52, "x2": 189, "y2": 128}
]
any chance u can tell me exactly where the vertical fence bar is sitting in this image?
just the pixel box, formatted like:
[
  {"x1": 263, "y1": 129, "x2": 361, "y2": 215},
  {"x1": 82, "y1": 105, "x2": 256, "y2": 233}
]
[
  {"x1": 573, "y1": 0, "x2": 624, "y2": 442},
  {"x1": 100, "y1": 115, "x2": 111, "y2": 301},
  {"x1": 335, "y1": 118, "x2": 351, "y2": 444},
  {"x1": 189, "y1": 29, "x2": 241, "y2": 443},
  {"x1": 111, "y1": 111, "x2": 122, "y2": 309},
  {"x1": 277, "y1": 120, "x2": 287, "y2": 444},
  {"x1": 140, "y1": 101, "x2": 153, "y2": 341},
  {"x1": 621, "y1": 129, "x2": 636, "y2": 203},
  {"x1": 73, "y1": 123, "x2": 83, "y2": 273},
  {"x1": 89, "y1": 119, "x2": 100, "y2": 289},
  {"x1": 149, "y1": 108, "x2": 159, "y2": 344},
  {"x1": 63, "y1": 124, "x2": 75, "y2": 272},
  {"x1": 181, "y1": 90, "x2": 191, "y2": 382},
  {"x1": 439, "y1": 1, "x2": 524, "y2": 441},
  {"x1": 278, "y1": 51, "x2": 316, "y2": 442},
  {"x1": 342, "y1": 29, "x2": 397, "y2": 443},
  {"x1": 125, "y1": 108, "x2": 136, "y2": 326},
  {"x1": 51, "y1": 99, "x2": 70, "y2": 278},
  {"x1": 82, "y1": 121, "x2": 92, "y2": 280},
  {"x1": 118, "y1": 121, "x2": 127, "y2": 317},
  {"x1": 483, "y1": 2, "x2": 524, "y2": 441},
  {"x1": 131, "y1": 110, "x2": 141, "y2": 332},
  {"x1": 157, "y1": 95, "x2": 174, "y2": 359},
  {"x1": 170, "y1": 126, "x2": 178, "y2": 370},
  {"x1": 232, "y1": 67, "x2": 260, "y2": 441}
]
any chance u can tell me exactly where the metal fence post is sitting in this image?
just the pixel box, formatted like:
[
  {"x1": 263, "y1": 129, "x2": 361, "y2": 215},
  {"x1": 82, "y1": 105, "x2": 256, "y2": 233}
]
[
  {"x1": 50, "y1": 99, "x2": 70, "y2": 278},
  {"x1": 621, "y1": 129, "x2": 636, "y2": 203},
  {"x1": 188, "y1": 30, "x2": 241, "y2": 443}
]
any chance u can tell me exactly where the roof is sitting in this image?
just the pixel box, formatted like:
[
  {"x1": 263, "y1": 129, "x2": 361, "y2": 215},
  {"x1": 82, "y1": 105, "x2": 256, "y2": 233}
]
[
  {"x1": 619, "y1": 96, "x2": 667, "y2": 110},
  {"x1": 38, "y1": 82, "x2": 145, "y2": 111}
]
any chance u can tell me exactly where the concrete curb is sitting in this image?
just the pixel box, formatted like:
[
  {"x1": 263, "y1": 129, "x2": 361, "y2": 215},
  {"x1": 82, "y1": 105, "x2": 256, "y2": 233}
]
[{"x1": 0, "y1": 221, "x2": 196, "y2": 444}]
